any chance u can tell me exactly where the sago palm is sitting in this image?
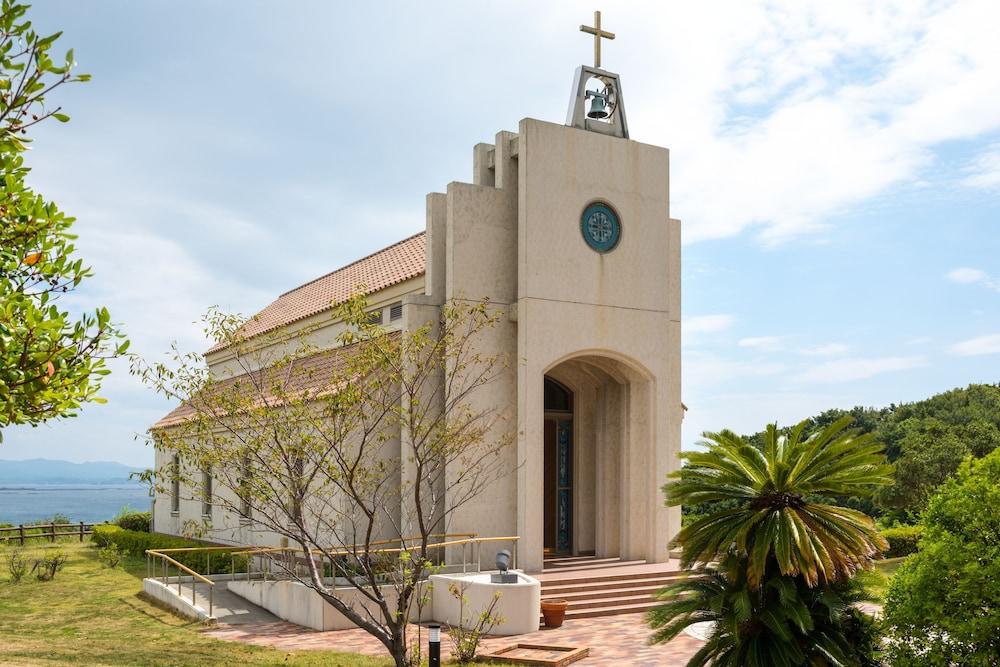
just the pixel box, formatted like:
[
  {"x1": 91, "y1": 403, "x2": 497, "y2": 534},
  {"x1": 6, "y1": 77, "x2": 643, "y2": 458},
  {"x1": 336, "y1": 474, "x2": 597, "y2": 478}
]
[
  {"x1": 647, "y1": 556, "x2": 874, "y2": 667},
  {"x1": 667, "y1": 416, "x2": 892, "y2": 588}
]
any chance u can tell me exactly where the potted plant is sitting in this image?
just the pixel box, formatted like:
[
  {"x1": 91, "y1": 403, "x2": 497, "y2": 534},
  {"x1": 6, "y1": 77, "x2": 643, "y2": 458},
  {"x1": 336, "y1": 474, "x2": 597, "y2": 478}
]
[{"x1": 541, "y1": 599, "x2": 569, "y2": 628}]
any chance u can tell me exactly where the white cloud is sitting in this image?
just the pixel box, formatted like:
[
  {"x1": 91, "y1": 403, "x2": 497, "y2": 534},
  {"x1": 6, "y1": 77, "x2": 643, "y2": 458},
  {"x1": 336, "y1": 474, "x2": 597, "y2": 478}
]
[
  {"x1": 945, "y1": 267, "x2": 1000, "y2": 291},
  {"x1": 796, "y1": 356, "x2": 927, "y2": 383},
  {"x1": 684, "y1": 314, "x2": 735, "y2": 335},
  {"x1": 618, "y1": 0, "x2": 1000, "y2": 244},
  {"x1": 946, "y1": 267, "x2": 989, "y2": 284},
  {"x1": 949, "y1": 334, "x2": 1000, "y2": 356},
  {"x1": 962, "y1": 143, "x2": 1000, "y2": 189},
  {"x1": 737, "y1": 335, "x2": 784, "y2": 351},
  {"x1": 798, "y1": 343, "x2": 849, "y2": 357}
]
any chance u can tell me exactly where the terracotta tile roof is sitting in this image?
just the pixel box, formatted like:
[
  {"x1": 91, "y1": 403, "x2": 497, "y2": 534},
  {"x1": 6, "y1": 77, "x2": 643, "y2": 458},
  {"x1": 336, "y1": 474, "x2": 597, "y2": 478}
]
[
  {"x1": 153, "y1": 334, "x2": 398, "y2": 430},
  {"x1": 208, "y1": 232, "x2": 426, "y2": 353}
]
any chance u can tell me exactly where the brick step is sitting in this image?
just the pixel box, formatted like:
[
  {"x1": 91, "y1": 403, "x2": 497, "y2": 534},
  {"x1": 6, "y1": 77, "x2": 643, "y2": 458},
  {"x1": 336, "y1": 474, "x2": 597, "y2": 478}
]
[
  {"x1": 542, "y1": 556, "x2": 623, "y2": 568},
  {"x1": 542, "y1": 582, "x2": 667, "y2": 602},
  {"x1": 561, "y1": 592, "x2": 659, "y2": 610},
  {"x1": 541, "y1": 575, "x2": 682, "y2": 596},
  {"x1": 539, "y1": 599, "x2": 662, "y2": 624},
  {"x1": 565, "y1": 599, "x2": 662, "y2": 620},
  {"x1": 540, "y1": 569, "x2": 688, "y2": 588},
  {"x1": 543, "y1": 552, "x2": 598, "y2": 562},
  {"x1": 538, "y1": 559, "x2": 648, "y2": 574}
]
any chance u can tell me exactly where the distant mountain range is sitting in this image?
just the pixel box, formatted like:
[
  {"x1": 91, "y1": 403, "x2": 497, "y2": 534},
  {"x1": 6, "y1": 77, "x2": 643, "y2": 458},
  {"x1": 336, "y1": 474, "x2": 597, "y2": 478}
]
[{"x1": 0, "y1": 458, "x2": 142, "y2": 485}]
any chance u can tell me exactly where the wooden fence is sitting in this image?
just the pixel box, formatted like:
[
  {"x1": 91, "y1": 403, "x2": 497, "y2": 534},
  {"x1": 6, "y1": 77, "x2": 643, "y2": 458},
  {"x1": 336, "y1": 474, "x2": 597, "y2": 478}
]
[{"x1": 0, "y1": 522, "x2": 109, "y2": 545}]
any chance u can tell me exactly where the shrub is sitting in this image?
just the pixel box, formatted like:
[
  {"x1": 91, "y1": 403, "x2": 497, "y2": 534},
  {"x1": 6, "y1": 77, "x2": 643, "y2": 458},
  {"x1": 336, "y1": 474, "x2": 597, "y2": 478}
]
[
  {"x1": 883, "y1": 449, "x2": 1000, "y2": 665},
  {"x1": 880, "y1": 524, "x2": 922, "y2": 558},
  {"x1": 30, "y1": 552, "x2": 68, "y2": 581},
  {"x1": 445, "y1": 581, "x2": 504, "y2": 662},
  {"x1": 5, "y1": 549, "x2": 27, "y2": 583},
  {"x1": 91, "y1": 526, "x2": 248, "y2": 574},
  {"x1": 114, "y1": 509, "x2": 151, "y2": 533},
  {"x1": 98, "y1": 543, "x2": 123, "y2": 568}
]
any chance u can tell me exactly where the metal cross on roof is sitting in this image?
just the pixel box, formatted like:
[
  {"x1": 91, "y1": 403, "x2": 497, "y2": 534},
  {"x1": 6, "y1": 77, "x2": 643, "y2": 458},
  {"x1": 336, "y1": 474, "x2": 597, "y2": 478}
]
[{"x1": 579, "y1": 10, "x2": 615, "y2": 69}]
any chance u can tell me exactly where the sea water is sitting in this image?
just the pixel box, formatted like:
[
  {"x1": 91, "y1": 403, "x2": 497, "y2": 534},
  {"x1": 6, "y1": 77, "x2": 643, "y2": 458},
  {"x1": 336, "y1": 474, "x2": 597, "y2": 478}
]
[{"x1": 0, "y1": 484, "x2": 151, "y2": 525}]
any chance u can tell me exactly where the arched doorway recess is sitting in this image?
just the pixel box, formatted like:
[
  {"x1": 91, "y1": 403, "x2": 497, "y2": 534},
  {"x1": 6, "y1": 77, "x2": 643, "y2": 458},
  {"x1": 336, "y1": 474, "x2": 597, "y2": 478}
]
[{"x1": 542, "y1": 352, "x2": 657, "y2": 561}]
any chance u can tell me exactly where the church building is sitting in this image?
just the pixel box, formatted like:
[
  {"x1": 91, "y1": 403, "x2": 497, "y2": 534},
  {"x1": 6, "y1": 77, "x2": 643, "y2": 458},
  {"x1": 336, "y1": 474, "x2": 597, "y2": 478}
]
[{"x1": 152, "y1": 24, "x2": 682, "y2": 574}]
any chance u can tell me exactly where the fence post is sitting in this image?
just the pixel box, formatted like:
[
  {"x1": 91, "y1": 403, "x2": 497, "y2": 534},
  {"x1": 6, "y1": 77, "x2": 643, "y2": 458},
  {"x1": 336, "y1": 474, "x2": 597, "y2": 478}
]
[
  {"x1": 49, "y1": 522, "x2": 55, "y2": 543},
  {"x1": 18, "y1": 525, "x2": 24, "y2": 546},
  {"x1": 79, "y1": 521, "x2": 84, "y2": 542}
]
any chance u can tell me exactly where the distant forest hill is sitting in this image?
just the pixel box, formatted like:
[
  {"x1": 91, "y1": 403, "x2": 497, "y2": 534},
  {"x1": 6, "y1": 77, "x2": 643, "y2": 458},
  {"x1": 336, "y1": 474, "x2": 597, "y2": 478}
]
[
  {"x1": 765, "y1": 383, "x2": 1000, "y2": 520},
  {"x1": 685, "y1": 383, "x2": 1000, "y2": 523},
  {"x1": 0, "y1": 459, "x2": 142, "y2": 485}
]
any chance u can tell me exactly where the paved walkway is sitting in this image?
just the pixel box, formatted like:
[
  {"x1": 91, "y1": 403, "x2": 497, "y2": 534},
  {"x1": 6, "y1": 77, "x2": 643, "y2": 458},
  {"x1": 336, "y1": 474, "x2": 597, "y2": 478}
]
[
  {"x1": 196, "y1": 580, "x2": 279, "y2": 625},
  {"x1": 204, "y1": 614, "x2": 704, "y2": 666}
]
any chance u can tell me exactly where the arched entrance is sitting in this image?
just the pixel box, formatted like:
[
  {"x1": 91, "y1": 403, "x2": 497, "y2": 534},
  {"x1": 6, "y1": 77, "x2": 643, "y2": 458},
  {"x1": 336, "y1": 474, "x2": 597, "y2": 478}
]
[{"x1": 540, "y1": 352, "x2": 658, "y2": 561}]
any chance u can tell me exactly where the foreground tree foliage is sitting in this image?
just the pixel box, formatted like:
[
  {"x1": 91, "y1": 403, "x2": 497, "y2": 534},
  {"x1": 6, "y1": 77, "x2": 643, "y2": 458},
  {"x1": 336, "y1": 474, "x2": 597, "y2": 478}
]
[
  {"x1": 0, "y1": 0, "x2": 127, "y2": 438},
  {"x1": 882, "y1": 448, "x2": 1000, "y2": 666},
  {"x1": 650, "y1": 418, "x2": 890, "y2": 666},
  {"x1": 138, "y1": 295, "x2": 510, "y2": 667}
]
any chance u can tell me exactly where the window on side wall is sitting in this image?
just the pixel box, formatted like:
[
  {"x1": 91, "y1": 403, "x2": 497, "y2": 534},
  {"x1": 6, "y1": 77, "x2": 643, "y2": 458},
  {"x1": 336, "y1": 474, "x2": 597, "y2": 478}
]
[
  {"x1": 170, "y1": 454, "x2": 180, "y2": 514},
  {"x1": 202, "y1": 468, "x2": 213, "y2": 518},
  {"x1": 389, "y1": 302, "x2": 403, "y2": 321},
  {"x1": 239, "y1": 453, "x2": 252, "y2": 522}
]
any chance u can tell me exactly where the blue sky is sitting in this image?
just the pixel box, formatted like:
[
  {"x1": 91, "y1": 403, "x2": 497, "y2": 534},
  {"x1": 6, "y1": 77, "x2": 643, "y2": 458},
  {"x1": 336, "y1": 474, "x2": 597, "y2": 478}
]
[{"x1": 2, "y1": 1, "x2": 998, "y2": 467}]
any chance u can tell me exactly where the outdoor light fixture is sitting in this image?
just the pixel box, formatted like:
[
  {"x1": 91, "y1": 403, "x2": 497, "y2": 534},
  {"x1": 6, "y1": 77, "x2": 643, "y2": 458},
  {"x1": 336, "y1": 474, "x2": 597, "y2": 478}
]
[
  {"x1": 491, "y1": 549, "x2": 518, "y2": 583},
  {"x1": 428, "y1": 624, "x2": 441, "y2": 667}
]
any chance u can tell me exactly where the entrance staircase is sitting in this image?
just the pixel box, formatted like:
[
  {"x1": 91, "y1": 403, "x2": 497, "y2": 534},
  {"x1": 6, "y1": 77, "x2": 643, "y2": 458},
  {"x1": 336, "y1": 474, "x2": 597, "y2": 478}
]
[{"x1": 538, "y1": 555, "x2": 687, "y2": 622}]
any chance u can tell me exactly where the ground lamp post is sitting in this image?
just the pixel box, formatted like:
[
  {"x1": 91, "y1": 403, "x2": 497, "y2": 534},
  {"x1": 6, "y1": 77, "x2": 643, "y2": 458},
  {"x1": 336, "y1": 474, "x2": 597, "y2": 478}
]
[{"x1": 428, "y1": 623, "x2": 441, "y2": 667}]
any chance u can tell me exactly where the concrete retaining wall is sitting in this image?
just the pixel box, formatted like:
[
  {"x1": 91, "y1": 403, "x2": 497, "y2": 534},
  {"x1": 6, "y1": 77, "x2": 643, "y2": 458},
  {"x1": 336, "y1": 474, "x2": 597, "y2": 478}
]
[
  {"x1": 228, "y1": 571, "x2": 540, "y2": 634},
  {"x1": 143, "y1": 578, "x2": 211, "y2": 622},
  {"x1": 227, "y1": 578, "x2": 433, "y2": 631}
]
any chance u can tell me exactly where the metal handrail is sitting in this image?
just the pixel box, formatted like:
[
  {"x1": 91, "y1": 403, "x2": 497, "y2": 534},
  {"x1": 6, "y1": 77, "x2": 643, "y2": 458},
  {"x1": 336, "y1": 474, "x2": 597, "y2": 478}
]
[
  {"x1": 144, "y1": 533, "x2": 521, "y2": 618},
  {"x1": 147, "y1": 532, "x2": 477, "y2": 555},
  {"x1": 146, "y1": 550, "x2": 216, "y2": 617},
  {"x1": 242, "y1": 534, "x2": 511, "y2": 557}
]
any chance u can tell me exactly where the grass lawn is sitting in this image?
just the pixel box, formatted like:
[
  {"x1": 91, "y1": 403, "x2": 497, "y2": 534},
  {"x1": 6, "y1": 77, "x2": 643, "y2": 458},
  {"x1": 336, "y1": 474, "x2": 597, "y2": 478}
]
[{"x1": 0, "y1": 541, "x2": 394, "y2": 666}]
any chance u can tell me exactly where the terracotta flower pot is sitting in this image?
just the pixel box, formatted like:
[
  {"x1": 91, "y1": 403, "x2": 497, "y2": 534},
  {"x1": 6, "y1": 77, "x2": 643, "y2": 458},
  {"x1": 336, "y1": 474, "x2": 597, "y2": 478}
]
[{"x1": 541, "y1": 599, "x2": 569, "y2": 628}]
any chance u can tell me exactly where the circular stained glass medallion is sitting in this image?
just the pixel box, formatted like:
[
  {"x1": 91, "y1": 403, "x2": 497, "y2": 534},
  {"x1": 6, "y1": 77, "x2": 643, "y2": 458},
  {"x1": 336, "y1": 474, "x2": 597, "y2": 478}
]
[{"x1": 580, "y1": 202, "x2": 621, "y2": 253}]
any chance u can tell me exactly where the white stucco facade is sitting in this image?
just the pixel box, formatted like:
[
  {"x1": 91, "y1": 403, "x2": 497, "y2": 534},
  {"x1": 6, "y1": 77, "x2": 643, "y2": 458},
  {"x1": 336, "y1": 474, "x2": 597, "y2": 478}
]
[{"x1": 154, "y1": 111, "x2": 681, "y2": 574}]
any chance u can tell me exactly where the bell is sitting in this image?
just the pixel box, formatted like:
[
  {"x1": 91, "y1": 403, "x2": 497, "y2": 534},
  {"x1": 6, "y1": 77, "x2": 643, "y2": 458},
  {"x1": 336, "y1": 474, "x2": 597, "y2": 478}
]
[{"x1": 587, "y1": 93, "x2": 609, "y2": 119}]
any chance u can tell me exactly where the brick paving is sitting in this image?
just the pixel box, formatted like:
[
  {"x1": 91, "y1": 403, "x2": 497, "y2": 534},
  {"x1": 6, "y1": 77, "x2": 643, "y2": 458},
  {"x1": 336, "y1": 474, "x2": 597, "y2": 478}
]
[{"x1": 204, "y1": 613, "x2": 704, "y2": 666}]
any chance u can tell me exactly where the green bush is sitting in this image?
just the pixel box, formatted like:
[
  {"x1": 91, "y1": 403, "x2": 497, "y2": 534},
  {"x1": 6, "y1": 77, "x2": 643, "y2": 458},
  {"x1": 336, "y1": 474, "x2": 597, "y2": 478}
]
[
  {"x1": 114, "y1": 509, "x2": 151, "y2": 532},
  {"x1": 98, "y1": 543, "x2": 123, "y2": 569},
  {"x1": 880, "y1": 524, "x2": 922, "y2": 557},
  {"x1": 91, "y1": 526, "x2": 248, "y2": 575},
  {"x1": 5, "y1": 549, "x2": 27, "y2": 583},
  {"x1": 30, "y1": 552, "x2": 68, "y2": 581},
  {"x1": 883, "y1": 449, "x2": 1000, "y2": 665},
  {"x1": 91, "y1": 524, "x2": 121, "y2": 547}
]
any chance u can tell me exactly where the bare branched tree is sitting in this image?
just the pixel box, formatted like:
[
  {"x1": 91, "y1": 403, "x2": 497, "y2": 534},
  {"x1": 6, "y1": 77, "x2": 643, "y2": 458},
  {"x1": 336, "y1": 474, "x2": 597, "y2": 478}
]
[{"x1": 135, "y1": 294, "x2": 511, "y2": 666}]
